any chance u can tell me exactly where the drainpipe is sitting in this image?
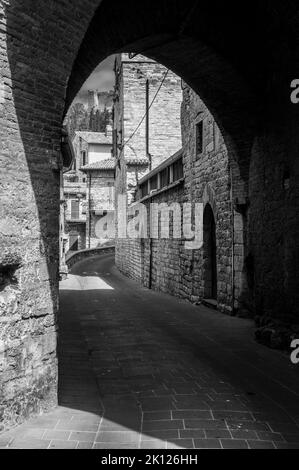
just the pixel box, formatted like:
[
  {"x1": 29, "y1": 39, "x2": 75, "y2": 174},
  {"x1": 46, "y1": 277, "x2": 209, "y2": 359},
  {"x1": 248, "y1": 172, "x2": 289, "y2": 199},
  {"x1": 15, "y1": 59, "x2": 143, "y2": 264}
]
[
  {"x1": 146, "y1": 79, "x2": 151, "y2": 171},
  {"x1": 230, "y1": 163, "x2": 235, "y2": 315},
  {"x1": 148, "y1": 236, "x2": 153, "y2": 290},
  {"x1": 146, "y1": 78, "x2": 153, "y2": 288},
  {"x1": 144, "y1": 191, "x2": 153, "y2": 290},
  {"x1": 88, "y1": 173, "x2": 92, "y2": 249}
]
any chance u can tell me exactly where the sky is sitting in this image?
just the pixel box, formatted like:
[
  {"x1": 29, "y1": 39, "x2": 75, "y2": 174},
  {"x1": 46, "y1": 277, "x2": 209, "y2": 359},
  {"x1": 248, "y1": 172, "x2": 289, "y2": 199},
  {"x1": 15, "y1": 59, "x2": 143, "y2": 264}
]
[{"x1": 73, "y1": 55, "x2": 116, "y2": 105}]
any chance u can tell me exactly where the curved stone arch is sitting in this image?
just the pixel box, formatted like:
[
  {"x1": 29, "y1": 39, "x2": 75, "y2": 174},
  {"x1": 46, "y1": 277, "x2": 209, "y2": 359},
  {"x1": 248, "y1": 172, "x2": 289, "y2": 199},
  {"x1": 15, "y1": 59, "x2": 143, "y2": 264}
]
[
  {"x1": 202, "y1": 184, "x2": 217, "y2": 221},
  {"x1": 3, "y1": 0, "x2": 299, "y2": 430}
]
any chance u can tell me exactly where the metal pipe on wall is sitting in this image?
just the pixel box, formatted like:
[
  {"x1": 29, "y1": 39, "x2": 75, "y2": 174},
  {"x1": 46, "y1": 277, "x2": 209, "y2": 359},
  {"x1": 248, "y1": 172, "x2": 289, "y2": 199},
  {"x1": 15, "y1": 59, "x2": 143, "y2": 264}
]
[
  {"x1": 146, "y1": 79, "x2": 151, "y2": 171},
  {"x1": 88, "y1": 173, "x2": 92, "y2": 249}
]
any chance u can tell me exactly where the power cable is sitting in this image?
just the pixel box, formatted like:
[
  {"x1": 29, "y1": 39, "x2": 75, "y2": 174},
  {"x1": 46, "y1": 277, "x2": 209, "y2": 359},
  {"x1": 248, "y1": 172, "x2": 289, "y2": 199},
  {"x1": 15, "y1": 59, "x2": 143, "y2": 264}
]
[{"x1": 121, "y1": 68, "x2": 170, "y2": 152}]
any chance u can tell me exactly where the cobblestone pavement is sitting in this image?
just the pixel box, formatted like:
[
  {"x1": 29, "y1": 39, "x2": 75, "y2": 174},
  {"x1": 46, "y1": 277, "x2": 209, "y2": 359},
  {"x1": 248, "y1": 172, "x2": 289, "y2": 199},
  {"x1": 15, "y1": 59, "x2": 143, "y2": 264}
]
[{"x1": 1, "y1": 253, "x2": 299, "y2": 449}]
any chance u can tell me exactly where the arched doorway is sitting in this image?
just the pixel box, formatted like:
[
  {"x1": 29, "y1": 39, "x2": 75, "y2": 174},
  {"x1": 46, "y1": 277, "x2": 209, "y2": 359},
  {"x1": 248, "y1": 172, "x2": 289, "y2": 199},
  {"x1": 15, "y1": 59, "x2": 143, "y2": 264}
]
[{"x1": 203, "y1": 204, "x2": 217, "y2": 301}]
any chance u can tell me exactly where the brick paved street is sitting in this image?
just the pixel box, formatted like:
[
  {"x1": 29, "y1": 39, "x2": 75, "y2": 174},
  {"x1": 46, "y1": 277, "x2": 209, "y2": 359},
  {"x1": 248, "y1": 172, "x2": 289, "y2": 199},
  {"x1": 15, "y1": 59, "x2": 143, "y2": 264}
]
[{"x1": 1, "y1": 253, "x2": 299, "y2": 449}]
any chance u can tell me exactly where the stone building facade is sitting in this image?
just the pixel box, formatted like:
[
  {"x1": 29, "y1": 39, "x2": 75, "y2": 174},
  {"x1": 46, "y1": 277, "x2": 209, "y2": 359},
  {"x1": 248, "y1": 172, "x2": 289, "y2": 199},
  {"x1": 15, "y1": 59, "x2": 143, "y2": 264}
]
[
  {"x1": 59, "y1": 128, "x2": 75, "y2": 277},
  {"x1": 72, "y1": 131, "x2": 112, "y2": 169},
  {"x1": 81, "y1": 160, "x2": 116, "y2": 248},
  {"x1": 113, "y1": 53, "x2": 183, "y2": 204},
  {"x1": 115, "y1": 85, "x2": 239, "y2": 314},
  {"x1": 62, "y1": 131, "x2": 113, "y2": 253},
  {"x1": 63, "y1": 180, "x2": 87, "y2": 253},
  {"x1": 113, "y1": 54, "x2": 185, "y2": 269}
]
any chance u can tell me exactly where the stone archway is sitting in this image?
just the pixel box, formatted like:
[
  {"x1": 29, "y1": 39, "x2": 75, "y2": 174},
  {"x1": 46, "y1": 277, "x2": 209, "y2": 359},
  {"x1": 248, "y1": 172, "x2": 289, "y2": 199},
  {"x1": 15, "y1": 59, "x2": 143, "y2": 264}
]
[{"x1": 2, "y1": 0, "x2": 299, "y2": 428}]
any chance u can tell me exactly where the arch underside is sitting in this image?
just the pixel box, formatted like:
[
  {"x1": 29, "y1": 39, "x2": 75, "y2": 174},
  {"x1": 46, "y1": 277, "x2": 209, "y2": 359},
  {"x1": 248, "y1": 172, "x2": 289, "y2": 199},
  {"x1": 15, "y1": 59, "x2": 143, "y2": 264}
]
[{"x1": 66, "y1": 0, "x2": 299, "y2": 141}]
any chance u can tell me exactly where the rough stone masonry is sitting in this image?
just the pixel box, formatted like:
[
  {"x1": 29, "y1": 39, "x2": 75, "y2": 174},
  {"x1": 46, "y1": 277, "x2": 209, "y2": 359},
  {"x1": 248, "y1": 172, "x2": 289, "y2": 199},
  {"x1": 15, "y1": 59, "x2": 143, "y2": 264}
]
[
  {"x1": 116, "y1": 85, "x2": 236, "y2": 315},
  {"x1": 0, "y1": 0, "x2": 299, "y2": 432},
  {"x1": 116, "y1": 79, "x2": 299, "y2": 341}
]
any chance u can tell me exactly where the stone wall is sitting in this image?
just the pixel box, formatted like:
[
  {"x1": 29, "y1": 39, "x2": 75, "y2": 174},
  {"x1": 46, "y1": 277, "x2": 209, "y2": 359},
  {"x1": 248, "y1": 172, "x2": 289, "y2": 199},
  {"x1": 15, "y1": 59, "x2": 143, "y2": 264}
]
[
  {"x1": 66, "y1": 246, "x2": 115, "y2": 271},
  {"x1": 116, "y1": 79, "x2": 299, "y2": 329},
  {"x1": 116, "y1": 86, "x2": 235, "y2": 313},
  {"x1": 0, "y1": 0, "x2": 102, "y2": 431},
  {"x1": 181, "y1": 86, "x2": 233, "y2": 312},
  {"x1": 85, "y1": 169, "x2": 115, "y2": 248},
  {"x1": 113, "y1": 54, "x2": 182, "y2": 204},
  {"x1": 114, "y1": 54, "x2": 182, "y2": 167}
]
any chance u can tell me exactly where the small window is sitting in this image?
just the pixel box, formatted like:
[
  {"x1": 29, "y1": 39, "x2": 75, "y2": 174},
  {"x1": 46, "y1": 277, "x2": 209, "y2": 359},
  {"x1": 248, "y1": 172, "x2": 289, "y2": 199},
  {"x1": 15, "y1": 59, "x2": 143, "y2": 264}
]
[
  {"x1": 140, "y1": 182, "x2": 148, "y2": 198},
  {"x1": 195, "y1": 121, "x2": 203, "y2": 157},
  {"x1": 71, "y1": 200, "x2": 80, "y2": 220},
  {"x1": 150, "y1": 174, "x2": 158, "y2": 191},
  {"x1": 160, "y1": 167, "x2": 169, "y2": 188},
  {"x1": 82, "y1": 151, "x2": 87, "y2": 167},
  {"x1": 173, "y1": 158, "x2": 183, "y2": 181}
]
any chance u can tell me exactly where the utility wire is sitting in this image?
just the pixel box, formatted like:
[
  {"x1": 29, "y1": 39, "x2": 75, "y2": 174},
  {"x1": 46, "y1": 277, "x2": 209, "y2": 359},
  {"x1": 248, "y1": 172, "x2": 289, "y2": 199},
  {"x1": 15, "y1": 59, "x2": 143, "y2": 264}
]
[{"x1": 121, "y1": 68, "x2": 170, "y2": 152}]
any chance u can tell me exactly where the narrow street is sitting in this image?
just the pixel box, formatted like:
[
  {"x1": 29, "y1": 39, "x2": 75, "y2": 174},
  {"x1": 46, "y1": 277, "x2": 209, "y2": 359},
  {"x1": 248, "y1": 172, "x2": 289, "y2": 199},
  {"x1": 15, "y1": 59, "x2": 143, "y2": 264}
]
[{"x1": 1, "y1": 253, "x2": 299, "y2": 449}]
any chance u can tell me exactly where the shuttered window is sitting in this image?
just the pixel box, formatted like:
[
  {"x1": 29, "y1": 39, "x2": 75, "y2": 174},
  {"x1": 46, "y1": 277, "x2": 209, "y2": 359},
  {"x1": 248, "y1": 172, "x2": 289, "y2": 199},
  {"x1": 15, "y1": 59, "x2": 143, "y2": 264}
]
[{"x1": 71, "y1": 200, "x2": 80, "y2": 220}]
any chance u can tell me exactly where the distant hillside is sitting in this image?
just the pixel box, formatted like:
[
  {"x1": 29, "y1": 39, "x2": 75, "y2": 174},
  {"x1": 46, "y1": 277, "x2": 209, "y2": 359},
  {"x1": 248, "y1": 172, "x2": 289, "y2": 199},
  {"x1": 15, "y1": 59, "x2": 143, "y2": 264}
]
[
  {"x1": 65, "y1": 91, "x2": 113, "y2": 139},
  {"x1": 73, "y1": 90, "x2": 114, "y2": 111}
]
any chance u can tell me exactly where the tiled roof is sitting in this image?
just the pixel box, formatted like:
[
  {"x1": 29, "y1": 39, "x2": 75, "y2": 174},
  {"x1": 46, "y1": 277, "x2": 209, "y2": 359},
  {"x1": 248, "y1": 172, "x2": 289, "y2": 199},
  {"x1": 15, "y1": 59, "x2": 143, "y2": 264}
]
[
  {"x1": 125, "y1": 158, "x2": 149, "y2": 166},
  {"x1": 75, "y1": 131, "x2": 112, "y2": 145},
  {"x1": 80, "y1": 159, "x2": 116, "y2": 171},
  {"x1": 80, "y1": 158, "x2": 149, "y2": 171}
]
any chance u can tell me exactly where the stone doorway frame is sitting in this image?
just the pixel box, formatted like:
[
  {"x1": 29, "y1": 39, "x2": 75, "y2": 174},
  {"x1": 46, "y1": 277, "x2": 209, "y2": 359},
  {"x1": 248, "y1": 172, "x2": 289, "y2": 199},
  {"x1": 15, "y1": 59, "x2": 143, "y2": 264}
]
[{"x1": 202, "y1": 184, "x2": 218, "y2": 301}]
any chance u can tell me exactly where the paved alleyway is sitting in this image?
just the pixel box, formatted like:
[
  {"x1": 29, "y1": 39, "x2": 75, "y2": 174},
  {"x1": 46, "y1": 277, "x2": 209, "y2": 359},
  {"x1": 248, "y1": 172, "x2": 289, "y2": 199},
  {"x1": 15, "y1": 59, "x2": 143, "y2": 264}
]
[{"x1": 1, "y1": 253, "x2": 299, "y2": 449}]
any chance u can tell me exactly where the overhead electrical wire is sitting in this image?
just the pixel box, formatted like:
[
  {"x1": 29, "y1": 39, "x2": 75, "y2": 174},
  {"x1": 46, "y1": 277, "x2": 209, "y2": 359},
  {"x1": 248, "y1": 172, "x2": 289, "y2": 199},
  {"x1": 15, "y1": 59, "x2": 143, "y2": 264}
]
[{"x1": 120, "y1": 68, "x2": 170, "y2": 153}]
